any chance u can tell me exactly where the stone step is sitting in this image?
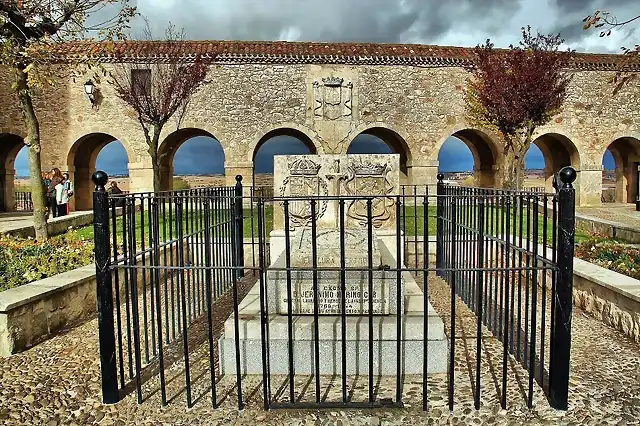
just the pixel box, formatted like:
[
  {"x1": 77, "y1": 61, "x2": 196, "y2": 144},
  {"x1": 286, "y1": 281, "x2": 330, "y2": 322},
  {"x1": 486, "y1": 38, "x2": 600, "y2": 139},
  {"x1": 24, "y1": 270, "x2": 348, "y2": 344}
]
[
  {"x1": 219, "y1": 338, "x2": 448, "y2": 375},
  {"x1": 224, "y1": 313, "x2": 446, "y2": 341}
]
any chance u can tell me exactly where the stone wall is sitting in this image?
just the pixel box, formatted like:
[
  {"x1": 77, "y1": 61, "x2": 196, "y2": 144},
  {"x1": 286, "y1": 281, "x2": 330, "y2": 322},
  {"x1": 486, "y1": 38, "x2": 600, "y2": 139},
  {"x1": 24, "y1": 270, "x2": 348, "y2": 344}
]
[
  {"x1": 0, "y1": 242, "x2": 179, "y2": 356},
  {"x1": 572, "y1": 257, "x2": 640, "y2": 345},
  {"x1": 1, "y1": 59, "x2": 639, "y2": 207}
]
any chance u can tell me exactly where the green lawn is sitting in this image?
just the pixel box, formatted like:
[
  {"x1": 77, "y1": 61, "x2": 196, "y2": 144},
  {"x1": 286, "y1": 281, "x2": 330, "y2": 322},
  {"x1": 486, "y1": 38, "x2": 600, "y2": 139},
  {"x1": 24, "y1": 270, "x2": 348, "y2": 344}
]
[
  {"x1": 75, "y1": 206, "x2": 275, "y2": 245},
  {"x1": 0, "y1": 200, "x2": 609, "y2": 291},
  {"x1": 400, "y1": 203, "x2": 591, "y2": 243},
  {"x1": 74, "y1": 202, "x2": 588, "y2": 247}
]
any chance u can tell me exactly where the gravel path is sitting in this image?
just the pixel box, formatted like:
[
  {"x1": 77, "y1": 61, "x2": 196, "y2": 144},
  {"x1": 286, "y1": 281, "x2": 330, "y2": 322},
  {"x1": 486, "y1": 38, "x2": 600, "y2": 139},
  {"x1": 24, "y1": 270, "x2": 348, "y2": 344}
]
[
  {"x1": 577, "y1": 204, "x2": 640, "y2": 230},
  {"x1": 1, "y1": 273, "x2": 639, "y2": 425}
]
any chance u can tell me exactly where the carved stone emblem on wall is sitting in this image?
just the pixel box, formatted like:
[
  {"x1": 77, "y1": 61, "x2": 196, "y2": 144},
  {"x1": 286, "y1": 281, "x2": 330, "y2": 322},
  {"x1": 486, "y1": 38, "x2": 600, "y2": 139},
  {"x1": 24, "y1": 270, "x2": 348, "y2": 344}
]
[
  {"x1": 343, "y1": 159, "x2": 395, "y2": 228},
  {"x1": 313, "y1": 76, "x2": 353, "y2": 121},
  {"x1": 279, "y1": 157, "x2": 329, "y2": 228}
]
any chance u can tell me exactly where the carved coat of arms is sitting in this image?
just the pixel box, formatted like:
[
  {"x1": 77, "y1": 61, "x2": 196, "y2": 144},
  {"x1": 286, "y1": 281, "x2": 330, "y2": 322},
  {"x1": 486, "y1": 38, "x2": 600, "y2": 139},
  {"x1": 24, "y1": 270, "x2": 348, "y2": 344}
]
[
  {"x1": 343, "y1": 159, "x2": 395, "y2": 228},
  {"x1": 279, "y1": 158, "x2": 328, "y2": 228},
  {"x1": 313, "y1": 76, "x2": 353, "y2": 121}
]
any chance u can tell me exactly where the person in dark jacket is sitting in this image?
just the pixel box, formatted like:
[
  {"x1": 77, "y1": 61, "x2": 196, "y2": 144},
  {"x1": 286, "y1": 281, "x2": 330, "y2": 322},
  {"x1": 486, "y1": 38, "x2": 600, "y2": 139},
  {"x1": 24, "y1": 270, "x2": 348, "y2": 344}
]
[{"x1": 107, "y1": 181, "x2": 125, "y2": 208}]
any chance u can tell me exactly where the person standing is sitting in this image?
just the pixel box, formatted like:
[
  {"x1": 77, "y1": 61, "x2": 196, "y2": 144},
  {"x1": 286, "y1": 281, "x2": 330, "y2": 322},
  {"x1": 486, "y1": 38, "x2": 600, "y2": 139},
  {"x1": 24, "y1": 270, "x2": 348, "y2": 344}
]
[
  {"x1": 55, "y1": 175, "x2": 69, "y2": 217},
  {"x1": 47, "y1": 168, "x2": 63, "y2": 218},
  {"x1": 107, "y1": 181, "x2": 125, "y2": 208},
  {"x1": 62, "y1": 172, "x2": 74, "y2": 214}
]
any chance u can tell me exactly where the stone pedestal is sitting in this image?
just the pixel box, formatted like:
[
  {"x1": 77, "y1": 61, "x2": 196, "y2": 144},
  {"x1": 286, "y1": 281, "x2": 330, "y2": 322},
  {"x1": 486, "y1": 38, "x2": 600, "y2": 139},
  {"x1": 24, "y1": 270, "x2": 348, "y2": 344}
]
[
  {"x1": 219, "y1": 249, "x2": 447, "y2": 375},
  {"x1": 219, "y1": 154, "x2": 447, "y2": 376},
  {"x1": 268, "y1": 229, "x2": 401, "y2": 315}
]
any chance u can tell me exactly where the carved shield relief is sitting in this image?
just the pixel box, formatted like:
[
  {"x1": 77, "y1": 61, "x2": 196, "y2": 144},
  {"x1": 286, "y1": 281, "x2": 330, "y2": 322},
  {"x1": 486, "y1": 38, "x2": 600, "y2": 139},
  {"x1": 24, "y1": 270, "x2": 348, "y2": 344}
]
[
  {"x1": 279, "y1": 158, "x2": 328, "y2": 229},
  {"x1": 343, "y1": 161, "x2": 395, "y2": 228},
  {"x1": 313, "y1": 76, "x2": 353, "y2": 121}
]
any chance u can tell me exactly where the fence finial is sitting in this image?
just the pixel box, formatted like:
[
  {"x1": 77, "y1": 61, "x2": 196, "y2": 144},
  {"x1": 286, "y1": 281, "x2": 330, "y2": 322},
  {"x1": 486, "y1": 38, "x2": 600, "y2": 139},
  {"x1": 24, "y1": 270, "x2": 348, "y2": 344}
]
[
  {"x1": 235, "y1": 175, "x2": 243, "y2": 183},
  {"x1": 437, "y1": 173, "x2": 444, "y2": 182},
  {"x1": 558, "y1": 166, "x2": 577, "y2": 188},
  {"x1": 92, "y1": 170, "x2": 108, "y2": 191}
]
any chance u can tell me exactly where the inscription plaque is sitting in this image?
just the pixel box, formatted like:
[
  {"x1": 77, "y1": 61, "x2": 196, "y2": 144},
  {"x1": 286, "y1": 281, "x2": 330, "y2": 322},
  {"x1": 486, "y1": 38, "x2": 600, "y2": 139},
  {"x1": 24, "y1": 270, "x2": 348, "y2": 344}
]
[{"x1": 282, "y1": 282, "x2": 388, "y2": 315}]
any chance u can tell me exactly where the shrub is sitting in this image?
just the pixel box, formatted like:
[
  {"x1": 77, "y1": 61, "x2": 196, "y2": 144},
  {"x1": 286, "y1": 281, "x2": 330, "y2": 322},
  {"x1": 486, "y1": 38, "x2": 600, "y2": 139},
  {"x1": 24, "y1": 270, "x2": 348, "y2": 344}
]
[
  {"x1": 0, "y1": 231, "x2": 94, "y2": 292},
  {"x1": 575, "y1": 237, "x2": 640, "y2": 281},
  {"x1": 173, "y1": 177, "x2": 191, "y2": 191}
]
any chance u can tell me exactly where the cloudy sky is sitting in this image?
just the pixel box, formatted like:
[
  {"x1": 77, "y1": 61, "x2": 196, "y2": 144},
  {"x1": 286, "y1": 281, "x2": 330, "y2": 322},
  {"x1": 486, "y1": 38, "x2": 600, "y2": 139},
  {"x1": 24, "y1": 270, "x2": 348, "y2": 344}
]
[
  {"x1": 16, "y1": 0, "x2": 634, "y2": 176},
  {"x1": 130, "y1": 0, "x2": 639, "y2": 52}
]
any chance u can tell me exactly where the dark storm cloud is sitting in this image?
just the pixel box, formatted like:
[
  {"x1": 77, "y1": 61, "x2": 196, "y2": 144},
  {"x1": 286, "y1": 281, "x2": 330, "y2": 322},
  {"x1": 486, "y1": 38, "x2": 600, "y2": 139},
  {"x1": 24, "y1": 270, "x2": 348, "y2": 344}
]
[
  {"x1": 133, "y1": 0, "x2": 522, "y2": 44},
  {"x1": 553, "y1": 0, "x2": 632, "y2": 14},
  {"x1": 550, "y1": 0, "x2": 639, "y2": 43}
]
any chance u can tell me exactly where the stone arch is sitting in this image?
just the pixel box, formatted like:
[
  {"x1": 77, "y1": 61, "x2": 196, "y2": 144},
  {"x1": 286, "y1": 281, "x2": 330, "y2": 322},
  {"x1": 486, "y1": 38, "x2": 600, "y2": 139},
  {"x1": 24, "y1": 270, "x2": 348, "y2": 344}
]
[
  {"x1": 436, "y1": 127, "x2": 499, "y2": 187},
  {"x1": 531, "y1": 132, "x2": 581, "y2": 191},
  {"x1": 0, "y1": 133, "x2": 26, "y2": 212},
  {"x1": 250, "y1": 126, "x2": 320, "y2": 186},
  {"x1": 67, "y1": 132, "x2": 131, "y2": 211},
  {"x1": 158, "y1": 128, "x2": 226, "y2": 191},
  {"x1": 603, "y1": 136, "x2": 640, "y2": 203},
  {"x1": 248, "y1": 123, "x2": 322, "y2": 163},
  {"x1": 348, "y1": 124, "x2": 412, "y2": 184}
]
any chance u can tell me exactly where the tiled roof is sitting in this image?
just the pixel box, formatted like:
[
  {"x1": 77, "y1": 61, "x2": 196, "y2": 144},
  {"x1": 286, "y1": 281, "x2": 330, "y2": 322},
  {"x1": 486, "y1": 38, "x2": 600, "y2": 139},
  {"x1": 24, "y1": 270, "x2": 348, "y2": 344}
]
[{"x1": 52, "y1": 40, "x2": 640, "y2": 71}]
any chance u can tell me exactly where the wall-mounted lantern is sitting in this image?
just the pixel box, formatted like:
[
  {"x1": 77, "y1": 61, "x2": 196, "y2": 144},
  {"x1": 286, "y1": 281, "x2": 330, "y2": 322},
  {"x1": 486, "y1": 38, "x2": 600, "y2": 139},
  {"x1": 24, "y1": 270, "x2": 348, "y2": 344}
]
[{"x1": 84, "y1": 79, "x2": 97, "y2": 108}]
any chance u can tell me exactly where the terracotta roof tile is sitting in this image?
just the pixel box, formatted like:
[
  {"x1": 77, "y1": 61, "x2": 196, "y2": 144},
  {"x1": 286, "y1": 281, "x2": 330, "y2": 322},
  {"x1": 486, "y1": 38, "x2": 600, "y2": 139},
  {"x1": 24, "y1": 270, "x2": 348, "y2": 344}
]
[{"x1": 49, "y1": 40, "x2": 640, "y2": 71}]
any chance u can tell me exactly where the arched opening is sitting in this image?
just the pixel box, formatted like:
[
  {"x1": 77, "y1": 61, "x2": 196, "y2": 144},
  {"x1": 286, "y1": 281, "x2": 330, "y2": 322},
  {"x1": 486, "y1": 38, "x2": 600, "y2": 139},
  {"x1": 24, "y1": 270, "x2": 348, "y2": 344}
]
[
  {"x1": 531, "y1": 133, "x2": 580, "y2": 191},
  {"x1": 253, "y1": 128, "x2": 316, "y2": 187},
  {"x1": 602, "y1": 137, "x2": 640, "y2": 203},
  {"x1": 67, "y1": 133, "x2": 129, "y2": 211},
  {"x1": 158, "y1": 128, "x2": 225, "y2": 191},
  {"x1": 0, "y1": 133, "x2": 26, "y2": 212},
  {"x1": 347, "y1": 127, "x2": 411, "y2": 185},
  {"x1": 96, "y1": 141, "x2": 130, "y2": 194},
  {"x1": 439, "y1": 129, "x2": 498, "y2": 187},
  {"x1": 524, "y1": 144, "x2": 546, "y2": 190},
  {"x1": 437, "y1": 137, "x2": 475, "y2": 185}
]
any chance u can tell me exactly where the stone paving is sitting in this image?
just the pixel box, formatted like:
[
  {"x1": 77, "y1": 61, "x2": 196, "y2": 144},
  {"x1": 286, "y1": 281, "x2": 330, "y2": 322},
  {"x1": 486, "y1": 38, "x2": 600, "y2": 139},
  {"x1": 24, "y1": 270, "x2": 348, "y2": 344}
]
[
  {"x1": 0, "y1": 211, "x2": 91, "y2": 236},
  {"x1": 1, "y1": 274, "x2": 640, "y2": 425},
  {"x1": 577, "y1": 203, "x2": 640, "y2": 230}
]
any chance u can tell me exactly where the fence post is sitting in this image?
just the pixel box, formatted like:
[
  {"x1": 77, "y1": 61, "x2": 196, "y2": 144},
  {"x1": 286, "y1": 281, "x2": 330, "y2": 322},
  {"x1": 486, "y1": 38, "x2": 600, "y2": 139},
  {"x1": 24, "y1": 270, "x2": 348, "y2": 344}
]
[
  {"x1": 234, "y1": 175, "x2": 245, "y2": 279},
  {"x1": 436, "y1": 173, "x2": 445, "y2": 277},
  {"x1": 92, "y1": 170, "x2": 119, "y2": 404},
  {"x1": 549, "y1": 166, "x2": 576, "y2": 410}
]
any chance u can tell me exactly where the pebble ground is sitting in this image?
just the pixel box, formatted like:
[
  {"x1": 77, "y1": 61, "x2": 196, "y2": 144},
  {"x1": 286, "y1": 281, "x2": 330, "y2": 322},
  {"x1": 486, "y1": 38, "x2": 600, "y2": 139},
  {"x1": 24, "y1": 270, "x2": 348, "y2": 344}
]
[{"x1": 1, "y1": 273, "x2": 639, "y2": 425}]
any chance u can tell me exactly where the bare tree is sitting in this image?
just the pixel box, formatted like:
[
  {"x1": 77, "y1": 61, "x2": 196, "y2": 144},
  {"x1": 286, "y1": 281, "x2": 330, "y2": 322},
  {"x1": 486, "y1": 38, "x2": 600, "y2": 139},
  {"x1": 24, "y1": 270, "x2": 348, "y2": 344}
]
[
  {"x1": 0, "y1": 0, "x2": 136, "y2": 240},
  {"x1": 583, "y1": 10, "x2": 640, "y2": 93},
  {"x1": 108, "y1": 22, "x2": 208, "y2": 192},
  {"x1": 464, "y1": 27, "x2": 573, "y2": 190}
]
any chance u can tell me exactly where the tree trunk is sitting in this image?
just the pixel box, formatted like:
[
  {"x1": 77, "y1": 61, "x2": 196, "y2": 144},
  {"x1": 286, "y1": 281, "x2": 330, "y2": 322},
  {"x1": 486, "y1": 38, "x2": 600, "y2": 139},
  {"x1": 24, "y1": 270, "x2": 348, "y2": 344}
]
[
  {"x1": 502, "y1": 131, "x2": 533, "y2": 191},
  {"x1": 15, "y1": 67, "x2": 48, "y2": 240},
  {"x1": 147, "y1": 124, "x2": 163, "y2": 193}
]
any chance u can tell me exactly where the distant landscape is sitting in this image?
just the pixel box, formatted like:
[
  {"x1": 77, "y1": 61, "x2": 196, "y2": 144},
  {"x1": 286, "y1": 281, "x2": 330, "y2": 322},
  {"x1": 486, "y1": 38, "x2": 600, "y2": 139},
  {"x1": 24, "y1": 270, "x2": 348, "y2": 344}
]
[
  {"x1": 13, "y1": 135, "x2": 618, "y2": 180},
  {"x1": 14, "y1": 170, "x2": 617, "y2": 194}
]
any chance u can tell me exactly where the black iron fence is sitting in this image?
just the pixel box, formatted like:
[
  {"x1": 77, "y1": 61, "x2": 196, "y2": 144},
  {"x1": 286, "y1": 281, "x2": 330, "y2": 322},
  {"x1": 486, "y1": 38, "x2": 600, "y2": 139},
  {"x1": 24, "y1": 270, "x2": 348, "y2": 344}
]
[
  {"x1": 15, "y1": 191, "x2": 33, "y2": 211},
  {"x1": 92, "y1": 168, "x2": 576, "y2": 412}
]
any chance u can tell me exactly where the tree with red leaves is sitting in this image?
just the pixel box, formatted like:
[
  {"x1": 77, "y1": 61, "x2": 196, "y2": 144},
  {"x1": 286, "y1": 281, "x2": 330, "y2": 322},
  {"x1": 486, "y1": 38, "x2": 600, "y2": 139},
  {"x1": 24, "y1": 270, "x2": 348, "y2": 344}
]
[
  {"x1": 109, "y1": 22, "x2": 208, "y2": 192},
  {"x1": 583, "y1": 10, "x2": 639, "y2": 94},
  {"x1": 464, "y1": 26, "x2": 573, "y2": 190},
  {"x1": 1, "y1": 0, "x2": 136, "y2": 240}
]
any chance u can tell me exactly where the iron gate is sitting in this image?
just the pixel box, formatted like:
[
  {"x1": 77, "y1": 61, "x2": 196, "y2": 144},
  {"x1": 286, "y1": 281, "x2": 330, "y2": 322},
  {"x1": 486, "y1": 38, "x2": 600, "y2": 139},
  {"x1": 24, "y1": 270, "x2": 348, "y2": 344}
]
[{"x1": 91, "y1": 167, "x2": 576, "y2": 411}]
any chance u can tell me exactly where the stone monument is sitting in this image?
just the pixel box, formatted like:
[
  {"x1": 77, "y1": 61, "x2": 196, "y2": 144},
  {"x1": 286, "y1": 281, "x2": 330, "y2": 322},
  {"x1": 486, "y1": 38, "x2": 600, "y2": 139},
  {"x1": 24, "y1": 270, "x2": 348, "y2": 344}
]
[{"x1": 219, "y1": 154, "x2": 447, "y2": 376}]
